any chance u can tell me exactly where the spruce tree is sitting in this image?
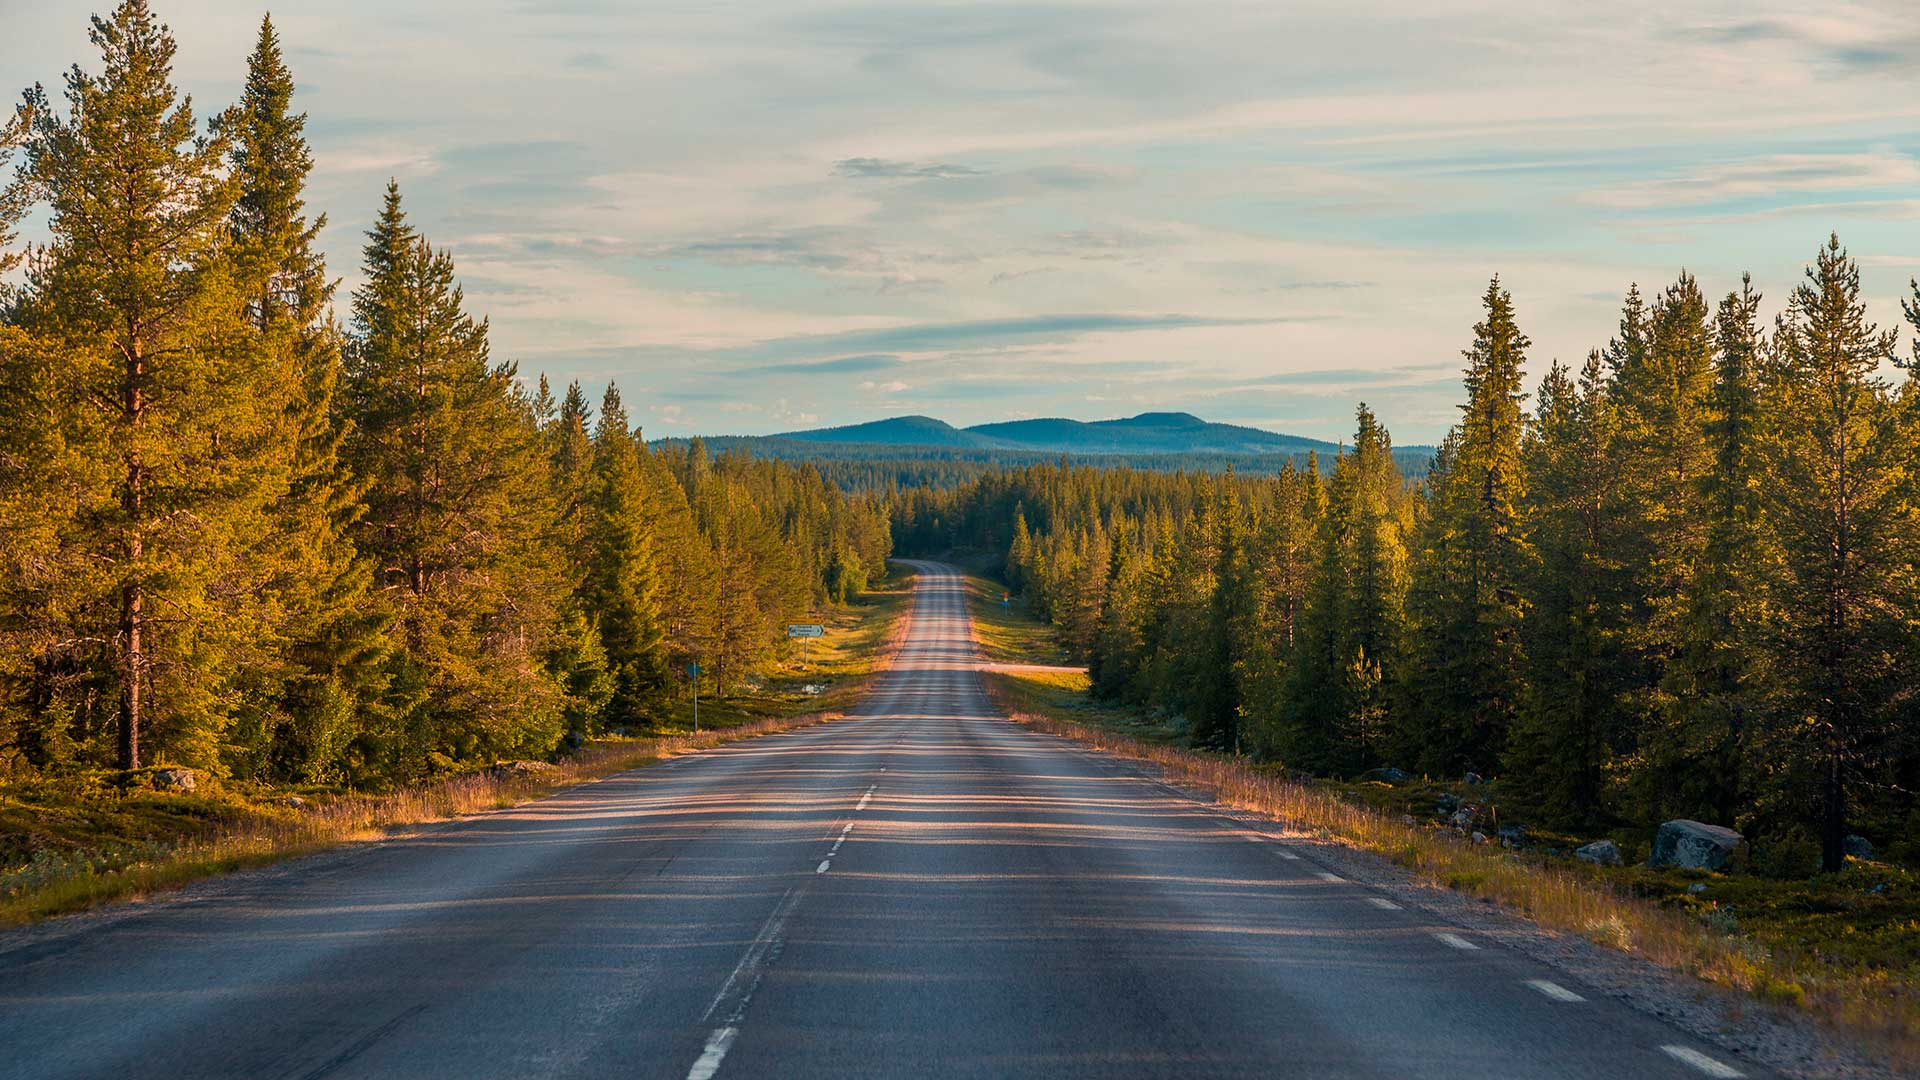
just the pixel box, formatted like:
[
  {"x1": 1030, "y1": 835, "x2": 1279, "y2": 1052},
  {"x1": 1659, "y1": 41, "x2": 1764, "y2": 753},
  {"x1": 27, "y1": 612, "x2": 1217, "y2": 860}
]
[
  {"x1": 1506, "y1": 354, "x2": 1621, "y2": 823},
  {"x1": 1403, "y1": 280, "x2": 1531, "y2": 775},
  {"x1": 583, "y1": 383, "x2": 670, "y2": 724},
  {"x1": 1643, "y1": 277, "x2": 1767, "y2": 821},
  {"x1": 341, "y1": 181, "x2": 568, "y2": 771},
  {"x1": 1758, "y1": 236, "x2": 1909, "y2": 872},
  {"x1": 223, "y1": 15, "x2": 383, "y2": 781}
]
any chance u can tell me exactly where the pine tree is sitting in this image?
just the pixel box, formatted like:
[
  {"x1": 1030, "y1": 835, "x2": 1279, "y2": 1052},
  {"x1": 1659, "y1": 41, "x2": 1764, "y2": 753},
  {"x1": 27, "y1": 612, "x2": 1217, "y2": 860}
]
[
  {"x1": 1758, "y1": 236, "x2": 1909, "y2": 872},
  {"x1": 12, "y1": 1, "x2": 287, "y2": 770}
]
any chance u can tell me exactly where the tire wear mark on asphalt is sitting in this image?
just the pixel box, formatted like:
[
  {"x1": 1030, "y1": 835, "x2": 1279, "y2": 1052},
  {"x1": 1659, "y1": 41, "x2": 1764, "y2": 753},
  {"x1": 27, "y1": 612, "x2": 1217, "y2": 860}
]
[{"x1": 290, "y1": 1004, "x2": 428, "y2": 1080}]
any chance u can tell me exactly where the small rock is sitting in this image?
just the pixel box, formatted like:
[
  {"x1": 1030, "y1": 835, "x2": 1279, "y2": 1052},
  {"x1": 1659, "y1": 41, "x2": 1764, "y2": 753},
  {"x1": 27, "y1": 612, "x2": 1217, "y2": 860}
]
[
  {"x1": 1471, "y1": 831, "x2": 1490, "y2": 844},
  {"x1": 563, "y1": 730, "x2": 586, "y2": 751},
  {"x1": 1360, "y1": 766, "x2": 1412, "y2": 784},
  {"x1": 1449, "y1": 808, "x2": 1477, "y2": 830},
  {"x1": 1463, "y1": 772, "x2": 1484, "y2": 785},
  {"x1": 1498, "y1": 825, "x2": 1527, "y2": 849},
  {"x1": 1844, "y1": 834, "x2": 1874, "y2": 861},
  {"x1": 284, "y1": 796, "x2": 307, "y2": 808},
  {"x1": 1400, "y1": 814, "x2": 1417, "y2": 826},
  {"x1": 153, "y1": 767, "x2": 200, "y2": 793},
  {"x1": 1687, "y1": 882, "x2": 1708, "y2": 895},
  {"x1": 490, "y1": 760, "x2": 558, "y2": 779},
  {"x1": 1869, "y1": 883, "x2": 1887, "y2": 894},
  {"x1": 1648, "y1": 820, "x2": 1745, "y2": 871},
  {"x1": 1436, "y1": 793, "x2": 1461, "y2": 815},
  {"x1": 1574, "y1": 840, "x2": 1622, "y2": 867}
]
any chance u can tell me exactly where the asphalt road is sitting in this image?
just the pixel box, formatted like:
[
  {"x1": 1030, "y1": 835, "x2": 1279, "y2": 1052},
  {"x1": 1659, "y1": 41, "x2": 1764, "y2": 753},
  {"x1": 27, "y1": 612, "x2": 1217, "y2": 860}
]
[{"x1": 0, "y1": 561, "x2": 1764, "y2": 1079}]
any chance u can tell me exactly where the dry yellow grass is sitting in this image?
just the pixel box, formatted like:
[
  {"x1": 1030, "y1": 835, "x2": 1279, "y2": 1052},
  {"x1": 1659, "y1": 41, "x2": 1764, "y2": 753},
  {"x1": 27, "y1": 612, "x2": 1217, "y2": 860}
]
[{"x1": 982, "y1": 671, "x2": 1918, "y2": 1068}]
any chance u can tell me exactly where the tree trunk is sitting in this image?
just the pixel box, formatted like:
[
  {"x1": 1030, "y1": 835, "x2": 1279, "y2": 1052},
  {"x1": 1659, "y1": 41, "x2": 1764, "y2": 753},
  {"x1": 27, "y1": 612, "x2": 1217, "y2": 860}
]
[
  {"x1": 119, "y1": 340, "x2": 145, "y2": 770},
  {"x1": 1821, "y1": 733, "x2": 1845, "y2": 873}
]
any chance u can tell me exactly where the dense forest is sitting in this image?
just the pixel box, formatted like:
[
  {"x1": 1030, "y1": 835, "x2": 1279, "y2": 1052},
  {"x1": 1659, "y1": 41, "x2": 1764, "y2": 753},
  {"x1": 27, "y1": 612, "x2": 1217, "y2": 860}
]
[
  {"x1": 0, "y1": 4, "x2": 890, "y2": 787},
  {"x1": 896, "y1": 263, "x2": 1920, "y2": 875}
]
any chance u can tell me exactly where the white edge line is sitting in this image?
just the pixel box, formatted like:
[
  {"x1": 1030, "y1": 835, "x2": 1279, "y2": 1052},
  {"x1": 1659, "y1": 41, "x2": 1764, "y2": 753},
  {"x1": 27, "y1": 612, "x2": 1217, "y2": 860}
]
[
  {"x1": 1525, "y1": 979, "x2": 1585, "y2": 1003},
  {"x1": 1660, "y1": 1045, "x2": 1744, "y2": 1078},
  {"x1": 1433, "y1": 932, "x2": 1479, "y2": 950},
  {"x1": 686, "y1": 1026, "x2": 739, "y2": 1080}
]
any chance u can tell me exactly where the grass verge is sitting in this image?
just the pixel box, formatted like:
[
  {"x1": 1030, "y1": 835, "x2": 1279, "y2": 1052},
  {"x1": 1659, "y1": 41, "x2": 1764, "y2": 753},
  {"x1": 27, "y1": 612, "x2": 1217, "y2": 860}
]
[
  {"x1": 960, "y1": 573, "x2": 1071, "y2": 666},
  {"x1": 0, "y1": 574, "x2": 914, "y2": 929},
  {"x1": 982, "y1": 668, "x2": 1917, "y2": 1067}
]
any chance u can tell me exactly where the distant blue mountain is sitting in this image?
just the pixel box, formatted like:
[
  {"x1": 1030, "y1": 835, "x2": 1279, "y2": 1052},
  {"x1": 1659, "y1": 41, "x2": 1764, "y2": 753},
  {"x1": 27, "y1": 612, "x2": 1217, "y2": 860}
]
[{"x1": 775, "y1": 411, "x2": 1346, "y2": 457}]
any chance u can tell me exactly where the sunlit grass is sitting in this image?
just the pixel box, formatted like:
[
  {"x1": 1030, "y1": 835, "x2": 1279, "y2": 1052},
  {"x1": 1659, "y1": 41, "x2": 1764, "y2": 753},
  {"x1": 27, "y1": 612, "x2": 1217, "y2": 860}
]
[
  {"x1": 961, "y1": 574, "x2": 1068, "y2": 665},
  {"x1": 981, "y1": 668, "x2": 1918, "y2": 1067},
  {"x1": 657, "y1": 570, "x2": 913, "y2": 731}
]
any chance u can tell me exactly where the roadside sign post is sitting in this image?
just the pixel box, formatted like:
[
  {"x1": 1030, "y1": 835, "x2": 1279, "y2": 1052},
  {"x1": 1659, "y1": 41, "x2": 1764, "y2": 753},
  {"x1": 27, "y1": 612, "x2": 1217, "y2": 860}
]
[
  {"x1": 687, "y1": 662, "x2": 701, "y2": 733},
  {"x1": 787, "y1": 624, "x2": 824, "y2": 671}
]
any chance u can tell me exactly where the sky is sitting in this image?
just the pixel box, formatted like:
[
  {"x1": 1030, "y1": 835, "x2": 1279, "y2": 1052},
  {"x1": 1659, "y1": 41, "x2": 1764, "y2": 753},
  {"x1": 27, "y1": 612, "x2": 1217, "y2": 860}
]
[{"x1": 5, "y1": 0, "x2": 1920, "y2": 443}]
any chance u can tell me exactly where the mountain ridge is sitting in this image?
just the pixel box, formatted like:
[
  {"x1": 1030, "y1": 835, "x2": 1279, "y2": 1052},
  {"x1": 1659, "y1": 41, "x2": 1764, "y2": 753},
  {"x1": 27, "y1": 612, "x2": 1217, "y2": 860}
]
[{"x1": 772, "y1": 411, "x2": 1348, "y2": 457}]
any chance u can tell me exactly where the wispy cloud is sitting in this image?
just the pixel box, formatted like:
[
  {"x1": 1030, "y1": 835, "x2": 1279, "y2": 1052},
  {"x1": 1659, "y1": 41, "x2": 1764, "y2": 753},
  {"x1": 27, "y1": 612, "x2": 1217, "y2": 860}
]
[
  {"x1": 1582, "y1": 151, "x2": 1920, "y2": 210},
  {"x1": 833, "y1": 157, "x2": 982, "y2": 179},
  {"x1": 14, "y1": 0, "x2": 1913, "y2": 442}
]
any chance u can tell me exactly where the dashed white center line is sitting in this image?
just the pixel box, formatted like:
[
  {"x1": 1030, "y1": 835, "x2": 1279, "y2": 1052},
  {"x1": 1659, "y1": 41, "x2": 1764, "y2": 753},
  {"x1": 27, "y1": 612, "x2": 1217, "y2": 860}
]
[
  {"x1": 815, "y1": 859, "x2": 831, "y2": 874},
  {"x1": 686, "y1": 1026, "x2": 738, "y2": 1080},
  {"x1": 1315, "y1": 872, "x2": 1345, "y2": 883},
  {"x1": 1276, "y1": 851, "x2": 1301, "y2": 861},
  {"x1": 1661, "y1": 1045, "x2": 1744, "y2": 1078},
  {"x1": 1366, "y1": 897, "x2": 1401, "y2": 910},
  {"x1": 1524, "y1": 979, "x2": 1584, "y2": 1002},
  {"x1": 1433, "y1": 932, "x2": 1479, "y2": 950}
]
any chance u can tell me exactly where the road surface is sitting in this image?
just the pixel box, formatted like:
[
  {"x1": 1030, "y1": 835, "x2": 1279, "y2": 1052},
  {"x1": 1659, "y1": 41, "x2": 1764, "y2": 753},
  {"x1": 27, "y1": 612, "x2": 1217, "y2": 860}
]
[{"x1": 0, "y1": 561, "x2": 1763, "y2": 1079}]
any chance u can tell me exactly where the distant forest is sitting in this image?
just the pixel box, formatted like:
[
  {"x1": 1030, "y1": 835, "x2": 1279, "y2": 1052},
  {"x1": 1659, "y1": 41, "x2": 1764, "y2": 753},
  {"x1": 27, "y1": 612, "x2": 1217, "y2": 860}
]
[
  {"x1": 0, "y1": 5, "x2": 890, "y2": 787},
  {"x1": 655, "y1": 436, "x2": 1435, "y2": 490},
  {"x1": 896, "y1": 263, "x2": 1920, "y2": 875}
]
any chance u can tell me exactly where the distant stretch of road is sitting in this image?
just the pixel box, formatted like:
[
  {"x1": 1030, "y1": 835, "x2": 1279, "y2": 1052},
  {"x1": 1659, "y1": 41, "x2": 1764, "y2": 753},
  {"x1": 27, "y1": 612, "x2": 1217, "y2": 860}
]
[{"x1": 0, "y1": 561, "x2": 1763, "y2": 1078}]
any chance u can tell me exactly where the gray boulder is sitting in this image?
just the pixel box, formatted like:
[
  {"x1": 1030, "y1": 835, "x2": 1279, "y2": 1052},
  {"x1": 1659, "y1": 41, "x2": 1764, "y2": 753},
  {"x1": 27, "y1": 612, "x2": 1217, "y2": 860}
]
[
  {"x1": 1436, "y1": 793, "x2": 1462, "y2": 815},
  {"x1": 1844, "y1": 835, "x2": 1875, "y2": 861},
  {"x1": 1649, "y1": 820, "x2": 1745, "y2": 871},
  {"x1": 1463, "y1": 772, "x2": 1484, "y2": 785},
  {"x1": 1449, "y1": 807, "x2": 1478, "y2": 830},
  {"x1": 1361, "y1": 766, "x2": 1412, "y2": 784},
  {"x1": 153, "y1": 767, "x2": 200, "y2": 793},
  {"x1": 1574, "y1": 840, "x2": 1622, "y2": 867},
  {"x1": 1471, "y1": 831, "x2": 1490, "y2": 844},
  {"x1": 1498, "y1": 825, "x2": 1527, "y2": 849}
]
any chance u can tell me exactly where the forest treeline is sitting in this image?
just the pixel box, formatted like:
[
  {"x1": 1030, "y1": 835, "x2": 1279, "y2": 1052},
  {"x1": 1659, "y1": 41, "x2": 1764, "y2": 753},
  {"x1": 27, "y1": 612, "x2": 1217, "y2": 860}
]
[
  {"x1": 896, "y1": 257, "x2": 1920, "y2": 874},
  {"x1": 0, "y1": 4, "x2": 890, "y2": 787}
]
